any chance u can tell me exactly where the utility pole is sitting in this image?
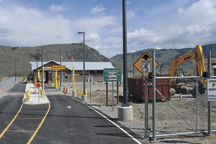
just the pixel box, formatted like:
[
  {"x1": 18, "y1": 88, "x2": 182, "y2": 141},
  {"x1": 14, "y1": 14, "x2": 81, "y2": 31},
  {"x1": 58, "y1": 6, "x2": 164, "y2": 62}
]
[
  {"x1": 122, "y1": 0, "x2": 129, "y2": 107},
  {"x1": 78, "y1": 32, "x2": 86, "y2": 95},
  {"x1": 15, "y1": 59, "x2": 17, "y2": 82},
  {"x1": 60, "y1": 52, "x2": 63, "y2": 89},
  {"x1": 36, "y1": 49, "x2": 39, "y2": 80},
  {"x1": 133, "y1": 54, "x2": 134, "y2": 77}
]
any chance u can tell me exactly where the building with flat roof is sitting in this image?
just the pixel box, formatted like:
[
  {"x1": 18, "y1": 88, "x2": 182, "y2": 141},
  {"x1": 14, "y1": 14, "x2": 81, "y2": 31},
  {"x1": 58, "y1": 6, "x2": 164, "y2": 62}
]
[{"x1": 28, "y1": 60, "x2": 115, "y2": 83}]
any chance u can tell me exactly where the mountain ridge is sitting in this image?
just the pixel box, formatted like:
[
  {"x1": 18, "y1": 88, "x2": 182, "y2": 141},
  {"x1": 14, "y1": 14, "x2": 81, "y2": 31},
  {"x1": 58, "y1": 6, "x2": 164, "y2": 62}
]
[{"x1": 0, "y1": 43, "x2": 215, "y2": 77}]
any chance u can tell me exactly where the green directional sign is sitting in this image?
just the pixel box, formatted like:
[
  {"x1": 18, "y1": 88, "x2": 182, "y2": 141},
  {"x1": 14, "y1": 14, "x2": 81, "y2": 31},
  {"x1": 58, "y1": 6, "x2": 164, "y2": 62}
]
[{"x1": 103, "y1": 68, "x2": 122, "y2": 82}]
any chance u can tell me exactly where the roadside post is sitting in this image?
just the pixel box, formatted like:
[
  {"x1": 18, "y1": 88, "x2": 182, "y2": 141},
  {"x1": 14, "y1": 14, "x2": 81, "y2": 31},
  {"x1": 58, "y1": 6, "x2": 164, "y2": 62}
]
[
  {"x1": 38, "y1": 70, "x2": 40, "y2": 81},
  {"x1": 34, "y1": 81, "x2": 42, "y2": 103},
  {"x1": 152, "y1": 49, "x2": 156, "y2": 141},
  {"x1": 106, "y1": 82, "x2": 108, "y2": 107},
  {"x1": 142, "y1": 64, "x2": 149, "y2": 138},
  {"x1": 42, "y1": 67, "x2": 44, "y2": 98},
  {"x1": 57, "y1": 76, "x2": 60, "y2": 88},
  {"x1": 55, "y1": 70, "x2": 57, "y2": 88},
  {"x1": 112, "y1": 80, "x2": 114, "y2": 111},
  {"x1": 88, "y1": 76, "x2": 93, "y2": 103},
  {"x1": 104, "y1": 68, "x2": 122, "y2": 110},
  {"x1": 207, "y1": 50, "x2": 212, "y2": 135},
  {"x1": 117, "y1": 82, "x2": 119, "y2": 104},
  {"x1": 133, "y1": 50, "x2": 159, "y2": 140}
]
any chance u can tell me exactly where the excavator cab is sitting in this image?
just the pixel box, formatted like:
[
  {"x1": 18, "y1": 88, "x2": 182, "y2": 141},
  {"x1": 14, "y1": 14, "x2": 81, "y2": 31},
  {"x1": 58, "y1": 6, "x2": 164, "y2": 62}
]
[
  {"x1": 173, "y1": 68, "x2": 185, "y2": 86},
  {"x1": 176, "y1": 68, "x2": 184, "y2": 77}
]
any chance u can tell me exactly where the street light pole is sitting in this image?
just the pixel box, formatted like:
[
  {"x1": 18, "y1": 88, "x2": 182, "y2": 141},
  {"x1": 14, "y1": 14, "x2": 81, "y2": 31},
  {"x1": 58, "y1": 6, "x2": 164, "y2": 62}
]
[
  {"x1": 133, "y1": 54, "x2": 134, "y2": 77},
  {"x1": 36, "y1": 49, "x2": 39, "y2": 81},
  {"x1": 15, "y1": 59, "x2": 17, "y2": 82},
  {"x1": 41, "y1": 47, "x2": 44, "y2": 97},
  {"x1": 41, "y1": 47, "x2": 44, "y2": 82},
  {"x1": 78, "y1": 32, "x2": 85, "y2": 95},
  {"x1": 60, "y1": 51, "x2": 63, "y2": 90},
  {"x1": 122, "y1": 0, "x2": 129, "y2": 107}
]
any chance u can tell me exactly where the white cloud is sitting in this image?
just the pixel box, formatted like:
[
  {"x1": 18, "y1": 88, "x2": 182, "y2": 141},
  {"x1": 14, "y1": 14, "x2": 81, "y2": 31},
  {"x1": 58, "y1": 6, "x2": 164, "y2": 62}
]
[
  {"x1": 127, "y1": 10, "x2": 134, "y2": 18},
  {"x1": 49, "y1": 4, "x2": 69, "y2": 12},
  {"x1": 145, "y1": 0, "x2": 190, "y2": 16},
  {"x1": 126, "y1": 0, "x2": 216, "y2": 49},
  {"x1": 127, "y1": 1, "x2": 131, "y2": 5},
  {"x1": 103, "y1": 37, "x2": 122, "y2": 44},
  {"x1": 90, "y1": 6, "x2": 105, "y2": 14},
  {"x1": 111, "y1": 27, "x2": 122, "y2": 33},
  {"x1": 0, "y1": 0, "x2": 3, "y2": 3},
  {"x1": 0, "y1": 5, "x2": 74, "y2": 46},
  {"x1": 128, "y1": 28, "x2": 160, "y2": 46},
  {"x1": 177, "y1": 8, "x2": 185, "y2": 13},
  {"x1": 95, "y1": 44, "x2": 122, "y2": 58},
  {"x1": 86, "y1": 33, "x2": 100, "y2": 42},
  {"x1": 73, "y1": 16, "x2": 116, "y2": 33}
]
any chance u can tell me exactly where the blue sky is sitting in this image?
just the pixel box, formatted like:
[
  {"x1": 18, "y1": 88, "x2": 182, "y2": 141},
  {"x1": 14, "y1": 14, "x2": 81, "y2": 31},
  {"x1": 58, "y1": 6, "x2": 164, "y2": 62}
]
[{"x1": 0, "y1": 0, "x2": 216, "y2": 58}]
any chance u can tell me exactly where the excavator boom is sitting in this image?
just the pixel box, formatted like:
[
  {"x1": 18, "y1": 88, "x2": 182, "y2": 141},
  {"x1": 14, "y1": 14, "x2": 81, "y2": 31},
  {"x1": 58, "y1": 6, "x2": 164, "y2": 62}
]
[{"x1": 168, "y1": 45, "x2": 205, "y2": 77}]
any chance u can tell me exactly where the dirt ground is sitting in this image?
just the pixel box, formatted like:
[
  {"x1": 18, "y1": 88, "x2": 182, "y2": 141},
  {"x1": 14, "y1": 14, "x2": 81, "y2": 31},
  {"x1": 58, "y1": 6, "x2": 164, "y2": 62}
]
[{"x1": 71, "y1": 82, "x2": 216, "y2": 144}]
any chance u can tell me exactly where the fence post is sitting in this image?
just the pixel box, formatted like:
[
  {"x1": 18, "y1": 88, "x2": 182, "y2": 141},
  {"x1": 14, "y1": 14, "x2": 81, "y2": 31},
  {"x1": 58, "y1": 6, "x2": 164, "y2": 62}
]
[
  {"x1": 152, "y1": 49, "x2": 156, "y2": 141},
  {"x1": 208, "y1": 50, "x2": 211, "y2": 136},
  {"x1": 145, "y1": 77, "x2": 148, "y2": 138},
  {"x1": 196, "y1": 77, "x2": 198, "y2": 132}
]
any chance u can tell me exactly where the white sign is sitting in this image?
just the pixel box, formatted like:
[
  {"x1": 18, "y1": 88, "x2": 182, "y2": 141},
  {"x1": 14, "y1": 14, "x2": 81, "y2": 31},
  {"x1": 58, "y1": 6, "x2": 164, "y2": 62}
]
[
  {"x1": 207, "y1": 78, "x2": 216, "y2": 101},
  {"x1": 108, "y1": 72, "x2": 117, "y2": 81},
  {"x1": 88, "y1": 76, "x2": 93, "y2": 83},
  {"x1": 142, "y1": 60, "x2": 151, "y2": 73}
]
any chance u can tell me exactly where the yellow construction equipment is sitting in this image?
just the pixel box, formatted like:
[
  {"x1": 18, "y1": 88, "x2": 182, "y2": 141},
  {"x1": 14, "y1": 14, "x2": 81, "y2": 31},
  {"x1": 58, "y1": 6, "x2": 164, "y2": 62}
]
[{"x1": 168, "y1": 45, "x2": 207, "y2": 97}]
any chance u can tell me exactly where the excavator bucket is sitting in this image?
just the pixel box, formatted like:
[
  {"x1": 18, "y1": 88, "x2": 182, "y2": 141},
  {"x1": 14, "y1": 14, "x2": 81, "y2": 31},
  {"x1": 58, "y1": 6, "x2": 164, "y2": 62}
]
[{"x1": 189, "y1": 80, "x2": 205, "y2": 97}]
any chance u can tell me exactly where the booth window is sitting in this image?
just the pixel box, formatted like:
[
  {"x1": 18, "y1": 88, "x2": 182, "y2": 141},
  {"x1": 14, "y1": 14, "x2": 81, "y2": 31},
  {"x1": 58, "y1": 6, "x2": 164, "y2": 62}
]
[{"x1": 63, "y1": 76, "x2": 68, "y2": 80}]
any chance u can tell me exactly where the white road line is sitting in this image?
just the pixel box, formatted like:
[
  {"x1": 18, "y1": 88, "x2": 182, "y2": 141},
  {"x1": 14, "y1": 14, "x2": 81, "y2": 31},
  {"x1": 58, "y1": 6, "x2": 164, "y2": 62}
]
[{"x1": 73, "y1": 98, "x2": 142, "y2": 144}]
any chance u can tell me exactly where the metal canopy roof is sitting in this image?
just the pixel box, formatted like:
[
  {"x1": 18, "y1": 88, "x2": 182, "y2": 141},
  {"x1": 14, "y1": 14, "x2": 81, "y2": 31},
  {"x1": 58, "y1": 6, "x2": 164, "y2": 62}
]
[{"x1": 30, "y1": 60, "x2": 114, "y2": 71}]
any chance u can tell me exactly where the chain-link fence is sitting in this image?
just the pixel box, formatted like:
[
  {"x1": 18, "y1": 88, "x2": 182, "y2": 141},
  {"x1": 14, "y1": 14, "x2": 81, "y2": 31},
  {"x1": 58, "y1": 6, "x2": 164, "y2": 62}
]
[
  {"x1": 144, "y1": 76, "x2": 216, "y2": 139},
  {"x1": 0, "y1": 77, "x2": 21, "y2": 91}
]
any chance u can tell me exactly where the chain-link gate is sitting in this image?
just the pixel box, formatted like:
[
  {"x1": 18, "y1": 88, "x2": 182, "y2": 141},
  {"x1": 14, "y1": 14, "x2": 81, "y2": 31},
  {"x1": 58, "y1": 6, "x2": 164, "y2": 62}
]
[{"x1": 144, "y1": 76, "x2": 216, "y2": 139}]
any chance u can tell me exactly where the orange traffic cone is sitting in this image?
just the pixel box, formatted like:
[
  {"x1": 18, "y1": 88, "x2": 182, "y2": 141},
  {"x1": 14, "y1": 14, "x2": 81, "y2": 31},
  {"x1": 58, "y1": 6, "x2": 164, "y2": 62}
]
[
  {"x1": 0, "y1": 88, "x2": 2, "y2": 93},
  {"x1": 63, "y1": 87, "x2": 66, "y2": 93},
  {"x1": 34, "y1": 89, "x2": 38, "y2": 94},
  {"x1": 66, "y1": 88, "x2": 70, "y2": 94},
  {"x1": 179, "y1": 93, "x2": 182, "y2": 99}
]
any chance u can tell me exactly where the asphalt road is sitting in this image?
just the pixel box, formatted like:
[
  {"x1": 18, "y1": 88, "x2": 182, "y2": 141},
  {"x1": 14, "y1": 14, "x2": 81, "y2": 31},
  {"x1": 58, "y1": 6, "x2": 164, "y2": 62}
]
[
  {"x1": 32, "y1": 95, "x2": 140, "y2": 144},
  {"x1": 0, "y1": 82, "x2": 30, "y2": 144},
  {"x1": 0, "y1": 82, "x2": 142, "y2": 144}
]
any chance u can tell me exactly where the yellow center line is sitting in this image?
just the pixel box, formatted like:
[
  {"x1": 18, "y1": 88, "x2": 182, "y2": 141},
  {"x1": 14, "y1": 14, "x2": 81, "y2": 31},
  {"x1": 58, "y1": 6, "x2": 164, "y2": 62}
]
[
  {"x1": 22, "y1": 107, "x2": 49, "y2": 108},
  {"x1": 21, "y1": 111, "x2": 47, "y2": 112},
  {"x1": 7, "y1": 130, "x2": 35, "y2": 133},
  {"x1": 16, "y1": 118, "x2": 43, "y2": 119},
  {"x1": 27, "y1": 103, "x2": 51, "y2": 144},
  {"x1": 0, "y1": 104, "x2": 23, "y2": 138}
]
